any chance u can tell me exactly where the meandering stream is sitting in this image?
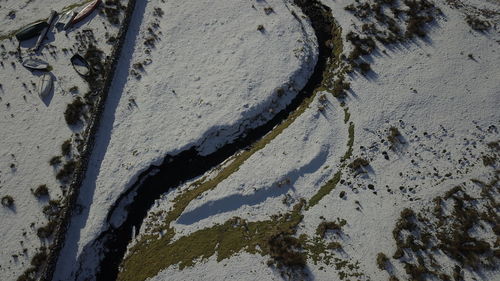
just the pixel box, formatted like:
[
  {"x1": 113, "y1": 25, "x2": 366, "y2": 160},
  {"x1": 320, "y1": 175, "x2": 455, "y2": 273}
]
[{"x1": 57, "y1": 1, "x2": 337, "y2": 280}]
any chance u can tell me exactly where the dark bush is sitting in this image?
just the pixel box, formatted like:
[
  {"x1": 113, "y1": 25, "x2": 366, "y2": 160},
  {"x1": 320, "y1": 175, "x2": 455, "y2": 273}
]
[
  {"x1": 388, "y1": 126, "x2": 401, "y2": 143},
  {"x1": 465, "y1": 15, "x2": 491, "y2": 31},
  {"x1": 268, "y1": 233, "x2": 306, "y2": 268},
  {"x1": 64, "y1": 97, "x2": 86, "y2": 125},
  {"x1": 49, "y1": 156, "x2": 62, "y2": 166},
  {"x1": 36, "y1": 220, "x2": 56, "y2": 238},
  {"x1": 30, "y1": 248, "x2": 47, "y2": 267},
  {"x1": 358, "y1": 62, "x2": 371, "y2": 74},
  {"x1": 33, "y1": 184, "x2": 49, "y2": 198},
  {"x1": 1, "y1": 195, "x2": 14, "y2": 207},
  {"x1": 376, "y1": 252, "x2": 389, "y2": 270},
  {"x1": 348, "y1": 157, "x2": 370, "y2": 170},
  {"x1": 316, "y1": 220, "x2": 346, "y2": 237},
  {"x1": 61, "y1": 139, "x2": 72, "y2": 156},
  {"x1": 56, "y1": 160, "x2": 77, "y2": 182},
  {"x1": 43, "y1": 200, "x2": 61, "y2": 219}
]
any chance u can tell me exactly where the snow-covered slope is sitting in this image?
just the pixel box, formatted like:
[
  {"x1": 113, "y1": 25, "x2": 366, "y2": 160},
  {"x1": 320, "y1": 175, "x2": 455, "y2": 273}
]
[
  {"x1": 0, "y1": 1, "x2": 123, "y2": 280},
  {"x1": 124, "y1": 0, "x2": 499, "y2": 280},
  {"x1": 53, "y1": 0, "x2": 318, "y2": 279}
]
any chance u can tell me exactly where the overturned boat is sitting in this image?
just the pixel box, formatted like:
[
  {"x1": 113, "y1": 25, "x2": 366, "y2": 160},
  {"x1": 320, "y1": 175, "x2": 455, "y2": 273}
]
[
  {"x1": 55, "y1": 10, "x2": 77, "y2": 31},
  {"x1": 34, "y1": 10, "x2": 58, "y2": 51},
  {"x1": 22, "y1": 58, "x2": 49, "y2": 71},
  {"x1": 15, "y1": 21, "x2": 49, "y2": 41},
  {"x1": 71, "y1": 0, "x2": 102, "y2": 26},
  {"x1": 38, "y1": 73, "x2": 53, "y2": 100},
  {"x1": 71, "y1": 54, "x2": 91, "y2": 77}
]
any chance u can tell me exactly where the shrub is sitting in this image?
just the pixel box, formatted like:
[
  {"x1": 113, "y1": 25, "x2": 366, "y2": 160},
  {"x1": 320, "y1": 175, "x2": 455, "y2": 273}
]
[
  {"x1": 1, "y1": 195, "x2": 14, "y2": 207},
  {"x1": 56, "y1": 160, "x2": 77, "y2": 181},
  {"x1": 64, "y1": 97, "x2": 86, "y2": 125},
  {"x1": 268, "y1": 233, "x2": 306, "y2": 268},
  {"x1": 36, "y1": 220, "x2": 57, "y2": 238},
  {"x1": 376, "y1": 252, "x2": 389, "y2": 270},
  {"x1": 69, "y1": 86, "x2": 78, "y2": 93},
  {"x1": 257, "y1": 24, "x2": 265, "y2": 31},
  {"x1": 482, "y1": 155, "x2": 496, "y2": 166},
  {"x1": 348, "y1": 157, "x2": 370, "y2": 170},
  {"x1": 43, "y1": 200, "x2": 61, "y2": 219},
  {"x1": 401, "y1": 208, "x2": 415, "y2": 219},
  {"x1": 327, "y1": 242, "x2": 342, "y2": 250},
  {"x1": 359, "y1": 62, "x2": 371, "y2": 74},
  {"x1": 61, "y1": 139, "x2": 72, "y2": 156},
  {"x1": 264, "y1": 7, "x2": 274, "y2": 15},
  {"x1": 465, "y1": 15, "x2": 491, "y2": 31},
  {"x1": 33, "y1": 184, "x2": 49, "y2": 198},
  {"x1": 316, "y1": 220, "x2": 346, "y2": 237},
  {"x1": 332, "y1": 77, "x2": 350, "y2": 98},
  {"x1": 49, "y1": 156, "x2": 62, "y2": 166},
  {"x1": 30, "y1": 248, "x2": 47, "y2": 267},
  {"x1": 388, "y1": 126, "x2": 402, "y2": 148}
]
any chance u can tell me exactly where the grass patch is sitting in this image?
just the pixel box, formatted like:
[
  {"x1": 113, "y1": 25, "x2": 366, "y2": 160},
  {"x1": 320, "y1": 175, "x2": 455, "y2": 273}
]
[
  {"x1": 308, "y1": 170, "x2": 342, "y2": 209},
  {"x1": 119, "y1": 5, "x2": 351, "y2": 279},
  {"x1": 342, "y1": 122, "x2": 355, "y2": 162},
  {"x1": 343, "y1": 107, "x2": 351, "y2": 123},
  {"x1": 118, "y1": 201, "x2": 305, "y2": 281}
]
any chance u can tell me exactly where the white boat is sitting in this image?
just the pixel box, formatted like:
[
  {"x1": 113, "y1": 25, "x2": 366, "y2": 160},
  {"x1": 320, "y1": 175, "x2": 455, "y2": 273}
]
[
  {"x1": 56, "y1": 11, "x2": 76, "y2": 31},
  {"x1": 38, "y1": 73, "x2": 53, "y2": 100},
  {"x1": 22, "y1": 58, "x2": 49, "y2": 70},
  {"x1": 34, "y1": 10, "x2": 58, "y2": 51}
]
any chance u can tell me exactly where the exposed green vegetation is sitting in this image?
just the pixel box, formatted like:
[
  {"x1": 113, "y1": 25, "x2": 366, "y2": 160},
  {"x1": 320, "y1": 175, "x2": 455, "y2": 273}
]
[
  {"x1": 342, "y1": 122, "x2": 355, "y2": 162},
  {"x1": 308, "y1": 170, "x2": 342, "y2": 209},
  {"x1": 389, "y1": 173, "x2": 499, "y2": 280},
  {"x1": 118, "y1": 5, "x2": 359, "y2": 280},
  {"x1": 348, "y1": 157, "x2": 369, "y2": 171},
  {"x1": 118, "y1": 201, "x2": 305, "y2": 281},
  {"x1": 343, "y1": 107, "x2": 350, "y2": 123}
]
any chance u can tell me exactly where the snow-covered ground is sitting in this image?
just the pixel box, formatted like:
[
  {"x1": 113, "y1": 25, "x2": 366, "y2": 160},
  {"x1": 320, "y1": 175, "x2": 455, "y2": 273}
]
[
  {"x1": 0, "y1": 1, "x2": 123, "y2": 280},
  {"x1": 1, "y1": 0, "x2": 498, "y2": 280},
  {"x1": 127, "y1": 0, "x2": 499, "y2": 280},
  {"x1": 53, "y1": 0, "x2": 318, "y2": 279}
]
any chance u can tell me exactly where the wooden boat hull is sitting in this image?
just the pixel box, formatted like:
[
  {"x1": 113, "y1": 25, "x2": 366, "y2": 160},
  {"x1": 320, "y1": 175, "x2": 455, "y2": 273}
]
[
  {"x1": 34, "y1": 10, "x2": 58, "y2": 51},
  {"x1": 15, "y1": 21, "x2": 49, "y2": 41},
  {"x1": 22, "y1": 58, "x2": 49, "y2": 70},
  {"x1": 39, "y1": 73, "x2": 53, "y2": 100},
  {"x1": 71, "y1": 54, "x2": 91, "y2": 77},
  {"x1": 71, "y1": 0, "x2": 102, "y2": 25}
]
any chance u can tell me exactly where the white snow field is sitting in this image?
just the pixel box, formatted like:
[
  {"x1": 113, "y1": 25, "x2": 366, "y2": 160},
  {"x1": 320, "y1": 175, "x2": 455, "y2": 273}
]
[
  {"x1": 53, "y1": 0, "x2": 318, "y2": 280},
  {"x1": 1, "y1": 0, "x2": 499, "y2": 280},
  {"x1": 126, "y1": 0, "x2": 499, "y2": 280},
  {"x1": 0, "y1": 1, "x2": 124, "y2": 280}
]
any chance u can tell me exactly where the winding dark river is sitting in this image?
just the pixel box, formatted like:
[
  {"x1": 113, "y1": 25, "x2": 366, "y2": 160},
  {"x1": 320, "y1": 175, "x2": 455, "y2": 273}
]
[{"x1": 63, "y1": 1, "x2": 336, "y2": 280}]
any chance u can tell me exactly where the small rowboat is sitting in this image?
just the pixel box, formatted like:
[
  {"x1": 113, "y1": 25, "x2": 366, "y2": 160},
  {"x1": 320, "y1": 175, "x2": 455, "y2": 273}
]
[
  {"x1": 56, "y1": 11, "x2": 76, "y2": 31},
  {"x1": 22, "y1": 58, "x2": 49, "y2": 71},
  {"x1": 71, "y1": 0, "x2": 102, "y2": 26},
  {"x1": 71, "y1": 54, "x2": 91, "y2": 77},
  {"x1": 15, "y1": 21, "x2": 49, "y2": 41},
  {"x1": 34, "y1": 10, "x2": 58, "y2": 51},
  {"x1": 39, "y1": 73, "x2": 54, "y2": 100}
]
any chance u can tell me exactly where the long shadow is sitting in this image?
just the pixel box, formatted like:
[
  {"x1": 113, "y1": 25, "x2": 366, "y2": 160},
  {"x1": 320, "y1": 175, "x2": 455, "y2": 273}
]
[
  {"x1": 177, "y1": 148, "x2": 329, "y2": 225},
  {"x1": 71, "y1": 1, "x2": 338, "y2": 281},
  {"x1": 51, "y1": 0, "x2": 147, "y2": 280},
  {"x1": 53, "y1": 1, "x2": 338, "y2": 280}
]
